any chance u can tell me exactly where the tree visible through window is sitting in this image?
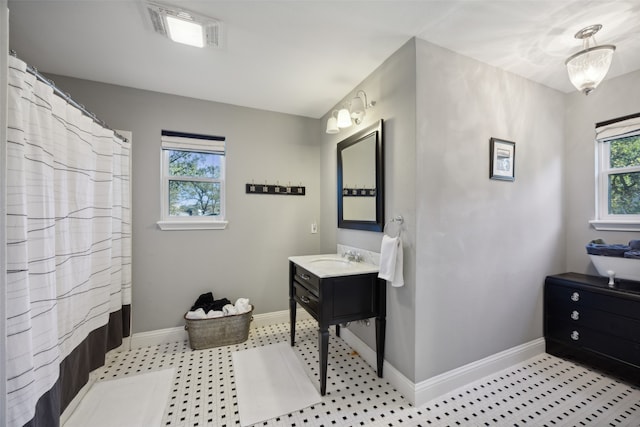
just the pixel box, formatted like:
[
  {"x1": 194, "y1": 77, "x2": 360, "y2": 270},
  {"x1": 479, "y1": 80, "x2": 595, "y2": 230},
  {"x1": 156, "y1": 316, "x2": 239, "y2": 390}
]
[
  {"x1": 168, "y1": 150, "x2": 222, "y2": 216},
  {"x1": 607, "y1": 135, "x2": 640, "y2": 215},
  {"x1": 595, "y1": 114, "x2": 640, "y2": 226},
  {"x1": 159, "y1": 130, "x2": 226, "y2": 228}
]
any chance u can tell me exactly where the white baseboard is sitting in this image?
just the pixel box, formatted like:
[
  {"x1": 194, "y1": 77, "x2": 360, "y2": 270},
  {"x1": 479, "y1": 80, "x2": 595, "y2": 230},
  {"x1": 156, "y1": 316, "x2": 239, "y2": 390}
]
[
  {"x1": 413, "y1": 338, "x2": 546, "y2": 407},
  {"x1": 339, "y1": 328, "x2": 545, "y2": 407},
  {"x1": 130, "y1": 308, "x2": 311, "y2": 349},
  {"x1": 251, "y1": 308, "x2": 311, "y2": 328},
  {"x1": 130, "y1": 325, "x2": 187, "y2": 349}
]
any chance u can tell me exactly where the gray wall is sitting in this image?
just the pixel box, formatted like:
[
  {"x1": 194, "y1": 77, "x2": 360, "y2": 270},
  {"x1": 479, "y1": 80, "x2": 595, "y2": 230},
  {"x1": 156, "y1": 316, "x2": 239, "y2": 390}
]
[
  {"x1": 319, "y1": 39, "x2": 418, "y2": 380},
  {"x1": 414, "y1": 39, "x2": 566, "y2": 381},
  {"x1": 564, "y1": 70, "x2": 640, "y2": 274},
  {"x1": 48, "y1": 75, "x2": 321, "y2": 333}
]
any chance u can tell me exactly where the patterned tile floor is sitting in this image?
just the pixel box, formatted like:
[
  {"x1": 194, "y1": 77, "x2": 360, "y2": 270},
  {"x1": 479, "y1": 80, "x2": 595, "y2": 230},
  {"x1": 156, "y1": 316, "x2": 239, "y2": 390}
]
[{"x1": 96, "y1": 319, "x2": 640, "y2": 426}]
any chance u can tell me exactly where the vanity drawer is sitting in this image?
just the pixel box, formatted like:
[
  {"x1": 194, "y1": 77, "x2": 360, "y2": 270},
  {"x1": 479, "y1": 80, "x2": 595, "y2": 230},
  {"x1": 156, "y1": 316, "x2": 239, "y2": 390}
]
[
  {"x1": 547, "y1": 322, "x2": 640, "y2": 367},
  {"x1": 294, "y1": 265, "x2": 319, "y2": 296},
  {"x1": 546, "y1": 305, "x2": 640, "y2": 344},
  {"x1": 293, "y1": 282, "x2": 319, "y2": 317},
  {"x1": 545, "y1": 283, "x2": 640, "y2": 320}
]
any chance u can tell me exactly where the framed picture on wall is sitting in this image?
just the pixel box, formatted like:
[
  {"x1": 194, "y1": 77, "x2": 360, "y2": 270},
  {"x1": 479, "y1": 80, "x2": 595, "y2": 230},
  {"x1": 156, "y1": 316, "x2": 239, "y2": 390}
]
[{"x1": 489, "y1": 138, "x2": 515, "y2": 181}]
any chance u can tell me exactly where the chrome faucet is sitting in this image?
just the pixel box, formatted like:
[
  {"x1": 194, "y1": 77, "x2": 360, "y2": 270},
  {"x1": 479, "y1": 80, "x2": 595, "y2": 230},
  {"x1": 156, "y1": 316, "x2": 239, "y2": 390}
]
[{"x1": 342, "y1": 250, "x2": 363, "y2": 262}]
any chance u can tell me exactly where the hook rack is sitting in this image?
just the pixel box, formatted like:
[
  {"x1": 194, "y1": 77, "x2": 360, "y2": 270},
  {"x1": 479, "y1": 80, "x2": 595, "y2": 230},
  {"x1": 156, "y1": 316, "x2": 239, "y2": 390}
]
[
  {"x1": 342, "y1": 187, "x2": 376, "y2": 197},
  {"x1": 246, "y1": 181, "x2": 305, "y2": 196}
]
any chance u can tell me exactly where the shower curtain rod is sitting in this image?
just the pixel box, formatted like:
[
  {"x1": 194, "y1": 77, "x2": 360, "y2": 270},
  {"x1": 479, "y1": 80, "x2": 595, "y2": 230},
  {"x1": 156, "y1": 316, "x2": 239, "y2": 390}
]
[{"x1": 9, "y1": 50, "x2": 127, "y2": 142}]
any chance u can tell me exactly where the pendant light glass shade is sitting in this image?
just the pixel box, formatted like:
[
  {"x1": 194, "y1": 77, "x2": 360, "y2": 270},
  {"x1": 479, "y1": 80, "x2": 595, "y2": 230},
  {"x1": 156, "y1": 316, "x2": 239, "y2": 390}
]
[
  {"x1": 566, "y1": 45, "x2": 615, "y2": 95},
  {"x1": 565, "y1": 25, "x2": 616, "y2": 95},
  {"x1": 337, "y1": 108, "x2": 352, "y2": 128}
]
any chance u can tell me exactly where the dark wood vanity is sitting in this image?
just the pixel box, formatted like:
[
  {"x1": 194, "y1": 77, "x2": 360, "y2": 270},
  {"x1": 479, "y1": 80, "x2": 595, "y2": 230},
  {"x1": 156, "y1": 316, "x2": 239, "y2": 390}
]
[
  {"x1": 544, "y1": 273, "x2": 640, "y2": 384},
  {"x1": 289, "y1": 259, "x2": 386, "y2": 395}
]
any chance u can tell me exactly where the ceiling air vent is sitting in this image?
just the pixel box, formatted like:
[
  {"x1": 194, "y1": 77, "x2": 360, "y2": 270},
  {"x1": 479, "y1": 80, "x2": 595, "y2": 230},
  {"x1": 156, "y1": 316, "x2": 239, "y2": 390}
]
[{"x1": 146, "y1": 1, "x2": 223, "y2": 49}]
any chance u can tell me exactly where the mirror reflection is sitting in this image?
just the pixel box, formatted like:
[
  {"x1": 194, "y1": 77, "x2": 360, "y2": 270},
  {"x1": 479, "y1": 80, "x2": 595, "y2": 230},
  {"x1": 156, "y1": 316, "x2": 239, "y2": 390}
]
[
  {"x1": 342, "y1": 133, "x2": 377, "y2": 221},
  {"x1": 337, "y1": 120, "x2": 384, "y2": 231}
]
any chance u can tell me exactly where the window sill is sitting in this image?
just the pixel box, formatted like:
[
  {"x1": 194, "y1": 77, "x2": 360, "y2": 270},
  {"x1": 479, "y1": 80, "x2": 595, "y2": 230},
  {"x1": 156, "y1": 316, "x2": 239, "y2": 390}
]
[
  {"x1": 157, "y1": 219, "x2": 228, "y2": 231},
  {"x1": 589, "y1": 220, "x2": 640, "y2": 232}
]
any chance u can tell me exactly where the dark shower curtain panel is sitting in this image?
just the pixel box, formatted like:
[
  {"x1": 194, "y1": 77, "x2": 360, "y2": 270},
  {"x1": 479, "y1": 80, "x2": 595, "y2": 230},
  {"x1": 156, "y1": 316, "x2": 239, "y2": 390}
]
[{"x1": 5, "y1": 56, "x2": 132, "y2": 427}]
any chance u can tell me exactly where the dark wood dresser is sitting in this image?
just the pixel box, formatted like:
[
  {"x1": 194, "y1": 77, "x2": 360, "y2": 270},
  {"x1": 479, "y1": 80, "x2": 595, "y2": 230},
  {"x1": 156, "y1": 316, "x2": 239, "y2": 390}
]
[{"x1": 544, "y1": 273, "x2": 640, "y2": 384}]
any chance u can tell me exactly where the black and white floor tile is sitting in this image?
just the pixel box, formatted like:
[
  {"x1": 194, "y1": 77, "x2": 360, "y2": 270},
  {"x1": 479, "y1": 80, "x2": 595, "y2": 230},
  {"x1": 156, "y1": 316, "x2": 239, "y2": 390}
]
[{"x1": 96, "y1": 319, "x2": 640, "y2": 426}]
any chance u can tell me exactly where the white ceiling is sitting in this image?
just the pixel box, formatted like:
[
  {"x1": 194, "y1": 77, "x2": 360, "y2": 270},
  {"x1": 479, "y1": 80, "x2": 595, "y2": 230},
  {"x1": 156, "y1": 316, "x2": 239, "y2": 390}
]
[{"x1": 8, "y1": 1, "x2": 640, "y2": 119}]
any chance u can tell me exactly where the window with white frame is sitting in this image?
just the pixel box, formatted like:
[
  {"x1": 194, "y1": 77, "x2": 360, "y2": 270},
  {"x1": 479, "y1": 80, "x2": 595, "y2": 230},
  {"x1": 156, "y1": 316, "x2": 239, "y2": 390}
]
[
  {"x1": 592, "y1": 114, "x2": 640, "y2": 231},
  {"x1": 157, "y1": 130, "x2": 227, "y2": 231}
]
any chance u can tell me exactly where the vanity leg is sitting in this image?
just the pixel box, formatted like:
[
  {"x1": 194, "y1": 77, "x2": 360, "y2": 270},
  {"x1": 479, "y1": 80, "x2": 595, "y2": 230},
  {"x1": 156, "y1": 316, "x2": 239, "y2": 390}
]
[
  {"x1": 375, "y1": 278, "x2": 387, "y2": 378},
  {"x1": 375, "y1": 316, "x2": 385, "y2": 377},
  {"x1": 319, "y1": 326, "x2": 329, "y2": 395},
  {"x1": 290, "y1": 299, "x2": 297, "y2": 346},
  {"x1": 335, "y1": 324, "x2": 340, "y2": 337}
]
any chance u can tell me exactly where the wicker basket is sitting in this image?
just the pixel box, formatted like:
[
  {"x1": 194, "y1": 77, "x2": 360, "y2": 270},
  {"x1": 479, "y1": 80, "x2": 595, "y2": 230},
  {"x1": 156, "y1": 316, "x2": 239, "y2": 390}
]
[{"x1": 184, "y1": 306, "x2": 253, "y2": 350}]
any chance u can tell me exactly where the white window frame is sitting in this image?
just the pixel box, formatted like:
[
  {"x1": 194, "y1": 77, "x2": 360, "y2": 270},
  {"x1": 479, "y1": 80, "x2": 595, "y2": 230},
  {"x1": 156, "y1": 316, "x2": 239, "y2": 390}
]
[
  {"x1": 590, "y1": 114, "x2": 640, "y2": 231},
  {"x1": 156, "y1": 131, "x2": 228, "y2": 231}
]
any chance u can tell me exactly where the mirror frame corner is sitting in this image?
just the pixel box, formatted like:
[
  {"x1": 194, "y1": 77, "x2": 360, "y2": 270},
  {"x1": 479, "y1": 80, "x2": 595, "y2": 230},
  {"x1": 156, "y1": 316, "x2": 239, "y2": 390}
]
[{"x1": 337, "y1": 119, "x2": 384, "y2": 232}]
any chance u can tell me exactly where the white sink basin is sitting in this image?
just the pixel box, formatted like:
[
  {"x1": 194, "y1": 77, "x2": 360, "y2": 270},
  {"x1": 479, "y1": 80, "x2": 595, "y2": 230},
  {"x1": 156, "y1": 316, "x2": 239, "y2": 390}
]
[
  {"x1": 309, "y1": 257, "x2": 352, "y2": 266},
  {"x1": 289, "y1": 254, "x2": 379, "y2": 278},
  {"x1": 589, "y1": 254, "x2": 640, "y2": 282}
]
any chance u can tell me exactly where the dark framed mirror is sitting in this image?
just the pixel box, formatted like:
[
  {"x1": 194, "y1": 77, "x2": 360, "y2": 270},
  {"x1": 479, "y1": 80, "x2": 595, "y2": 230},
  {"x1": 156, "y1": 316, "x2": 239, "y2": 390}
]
[{"x1": 337, "y1": 119, "x2": 384, "y2": 231}]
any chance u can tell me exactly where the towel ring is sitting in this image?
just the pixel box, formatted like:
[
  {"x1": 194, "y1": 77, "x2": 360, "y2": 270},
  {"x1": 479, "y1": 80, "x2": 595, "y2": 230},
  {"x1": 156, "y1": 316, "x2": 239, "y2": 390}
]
[{"x1": 383, "y1": 216, "x2": 404, "y2": 238}]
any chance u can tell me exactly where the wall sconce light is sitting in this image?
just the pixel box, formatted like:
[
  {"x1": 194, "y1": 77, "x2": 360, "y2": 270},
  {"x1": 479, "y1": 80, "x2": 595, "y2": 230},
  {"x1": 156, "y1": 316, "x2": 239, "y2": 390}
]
[
  {"x1": 326, "y1": 110, "x2": 339, "y2": 134},
  {"x1": 349, "y1": 90, "x2": 375, "y2": 124},
  {"x1": 565, "y1": 24, "x2": 616, "y2": 95},
  {"x1": 326, "y1": 90, "x2": 376, "y2": 134},
  {"x1": 337, "y1": 108, "x2": 353, "y2": 128}
]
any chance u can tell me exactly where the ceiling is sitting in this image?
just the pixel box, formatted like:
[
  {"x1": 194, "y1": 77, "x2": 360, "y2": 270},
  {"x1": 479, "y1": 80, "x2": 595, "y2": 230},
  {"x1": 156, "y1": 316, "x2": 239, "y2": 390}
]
[{"x1": 7, "y1": 1, "x2": 640, "y2": 119}]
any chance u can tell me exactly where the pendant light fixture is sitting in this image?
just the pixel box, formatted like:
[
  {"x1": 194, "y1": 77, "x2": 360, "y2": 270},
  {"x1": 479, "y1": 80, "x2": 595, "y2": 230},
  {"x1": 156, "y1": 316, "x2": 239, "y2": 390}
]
[{"x1": 565, "y1": 24, "x2": 616, "y2": 95}]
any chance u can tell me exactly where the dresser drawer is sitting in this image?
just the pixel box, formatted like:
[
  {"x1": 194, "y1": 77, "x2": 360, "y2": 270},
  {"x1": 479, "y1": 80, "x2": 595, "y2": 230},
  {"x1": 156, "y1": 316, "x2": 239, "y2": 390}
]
[
  {"x1": 546, "y1": 305, "x2": 640, "y2": 343},
  {"x1": 293, "y1": 282, "x2": 319, "y2": 317},
  {"x1": 293, "y1": 265, "x2": 319, "y2": 297},
  {"x1": 547, "y1": 322, "x2": 640, "y2": 367},
  {"x1": 545, "y1": 283, "x2": 640, "y2": 320}
]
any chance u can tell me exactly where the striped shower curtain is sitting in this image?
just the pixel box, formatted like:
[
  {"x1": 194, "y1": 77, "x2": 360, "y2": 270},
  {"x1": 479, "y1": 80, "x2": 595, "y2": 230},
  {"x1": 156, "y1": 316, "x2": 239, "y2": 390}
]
[{"x1": 5, "y1": 56, "x2": 131, "y2": 426}]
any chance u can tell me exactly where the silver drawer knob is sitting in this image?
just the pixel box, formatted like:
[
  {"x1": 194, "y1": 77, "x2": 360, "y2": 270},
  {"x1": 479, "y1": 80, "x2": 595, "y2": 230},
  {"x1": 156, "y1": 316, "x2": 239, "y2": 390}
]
[
  {"x1": 300, "y1": 295, "x2": 310, "y2": 304},
  {"x1": 571, "y1": 330, "x2": 580, "y2": 341},
  {"x1": 571, "y1": 292, "x2": 580, "y2": 302},
  {"x1": 571, "y1": 310, "x2": 580, "y2": 321}
]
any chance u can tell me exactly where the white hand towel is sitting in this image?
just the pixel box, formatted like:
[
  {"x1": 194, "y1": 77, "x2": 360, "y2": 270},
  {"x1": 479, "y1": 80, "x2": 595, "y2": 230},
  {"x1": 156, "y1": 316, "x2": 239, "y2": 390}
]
[
  {"x1": 378, "y1": 235, "x2": 404, "y2": 287},
  {"x1": 391, "y1": 239, "x2": 404, "y2": 287}
]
